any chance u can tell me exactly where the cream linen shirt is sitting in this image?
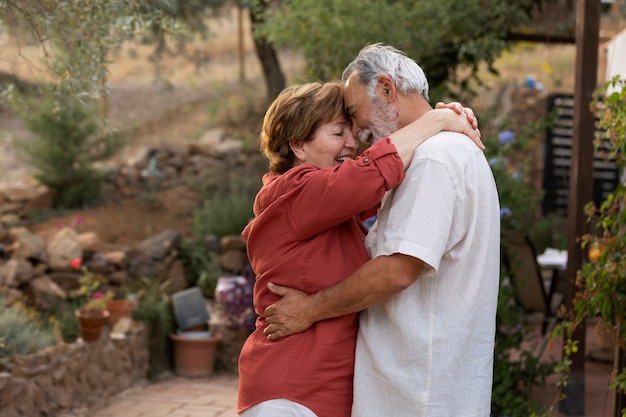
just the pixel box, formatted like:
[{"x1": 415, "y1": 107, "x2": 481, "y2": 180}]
[{"x1": 353, "y1": 132, "x2": 500, "y2": 417}]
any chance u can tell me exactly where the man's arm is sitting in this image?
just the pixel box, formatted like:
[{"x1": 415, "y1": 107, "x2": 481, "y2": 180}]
[{"x1": 263, "y1": 253, "x2": 424, "y2": 341}]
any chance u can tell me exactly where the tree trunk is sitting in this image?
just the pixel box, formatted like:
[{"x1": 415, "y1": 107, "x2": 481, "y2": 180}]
[{"x1": 248, "y1": 4, "x2": 285, "y2": 102}]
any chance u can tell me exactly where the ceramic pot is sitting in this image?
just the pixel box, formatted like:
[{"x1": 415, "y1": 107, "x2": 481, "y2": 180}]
[
  {"x1": 106, "y1": 299, "x2": 136, "y2": 327},
  {"x1": 169, "y1": 332, "x2": 223, "y2": 376},
  {"x1": 75, "y1": 309, "x2": 110, "y2": 342}
]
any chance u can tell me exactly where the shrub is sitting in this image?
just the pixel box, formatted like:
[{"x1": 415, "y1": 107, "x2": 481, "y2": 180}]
[
  {"x1": 492, "y1": 272, "x2": 557, "y2": 417},
  {"x1": 192, "y1": 175, "x2": 260, "y2": 238},
  {"x1": 0, "y1": 297, "x2": 57, "y2": 358},
  {"x1": 14, "y1": 94, "x2": 123, "y2": 208},
  {"x1": 178, "y1": 239, "x2": 222, "y2": 298},
  {"x1": 39, "y1": 299, "x2": 82, "y2": 344},
  {"x1": 132, "y1": 278, "x2": 174, "y2": 380}
]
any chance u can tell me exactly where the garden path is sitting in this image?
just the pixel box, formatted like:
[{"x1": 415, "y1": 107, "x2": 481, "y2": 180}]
[{"x1": 65, "y1": 320, "x2": 614, "y2": 417}]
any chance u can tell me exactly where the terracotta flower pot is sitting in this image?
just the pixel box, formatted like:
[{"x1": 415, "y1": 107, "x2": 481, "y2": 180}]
[
  {"x1": 106, "y1": 299, "x2": 136, "y2": 327},
  {"x1": 169, "y1": 332, "x2": 223, "y2": 377},
  {"x1": 75, "y1": 309, "x2": 110, "y2": 342}
]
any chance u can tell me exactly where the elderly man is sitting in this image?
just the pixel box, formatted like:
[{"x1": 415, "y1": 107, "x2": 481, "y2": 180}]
[{"x1": 263, "y1": 44, "x2": 500, "y2": 417}]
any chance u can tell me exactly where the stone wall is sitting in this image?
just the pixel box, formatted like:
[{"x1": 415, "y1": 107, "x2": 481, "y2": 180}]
[
  {"x1": 0, "y1": 127, "x2": 259, "y2": 225},
  {"x1": 0, "y1": 322, "x2": 149, "y2": 417}
]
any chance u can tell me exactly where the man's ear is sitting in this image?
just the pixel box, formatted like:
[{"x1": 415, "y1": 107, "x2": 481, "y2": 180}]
[
  {"x1": 378, "y1": 75, "x2": 395, "y2": 103},
  {"x1": 289, "y1": 140, "x2": 306, "y2": 163}
]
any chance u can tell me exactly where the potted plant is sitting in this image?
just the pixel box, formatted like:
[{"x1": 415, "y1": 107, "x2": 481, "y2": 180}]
[
  {"x1": 71, "y1": 258, "x2": 113, "y2": 342},
  {"x1": 106, "y1": 287, "x2": 137, "y2": 329}
]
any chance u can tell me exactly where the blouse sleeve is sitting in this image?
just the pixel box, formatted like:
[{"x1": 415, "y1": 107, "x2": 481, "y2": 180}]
[{"x1": 280, "y1": 137, "x2": 405, "y2": 240}]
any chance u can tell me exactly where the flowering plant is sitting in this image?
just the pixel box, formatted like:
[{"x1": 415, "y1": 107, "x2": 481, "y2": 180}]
[
  {"x1": 486, "y1": 129, "x2": 542, "y2": 235},
  {"x1": 484, "y1": 124, "x2": 566, "y2": 252},
  {"x1": 70, "y1": 258, "x2": 113, "y2": 313}
]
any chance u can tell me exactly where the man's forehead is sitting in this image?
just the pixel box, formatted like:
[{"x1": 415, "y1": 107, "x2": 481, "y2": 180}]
[{"x1": 343, "y1": 74, "x2": 362, "y2": 108}]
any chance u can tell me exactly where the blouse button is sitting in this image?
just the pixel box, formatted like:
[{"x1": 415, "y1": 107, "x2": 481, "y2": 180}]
[{"x1": 363, "y1": 158, "x2": 369, "y2": 163}]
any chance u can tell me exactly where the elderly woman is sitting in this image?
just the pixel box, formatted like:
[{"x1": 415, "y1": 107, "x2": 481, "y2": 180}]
[{"x1": 238, "y1": 81, "x2": 480, "y2": 417}]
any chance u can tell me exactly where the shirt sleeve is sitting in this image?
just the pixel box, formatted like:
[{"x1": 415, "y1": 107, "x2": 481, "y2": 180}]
[{"x1": 282, "y1": 137, "x2": 405, "y2": 240}]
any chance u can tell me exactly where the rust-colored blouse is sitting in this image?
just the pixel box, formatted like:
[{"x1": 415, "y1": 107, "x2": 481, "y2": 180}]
[{"x1": 238, "y1": 138, "x2": 405, "y2": 417}]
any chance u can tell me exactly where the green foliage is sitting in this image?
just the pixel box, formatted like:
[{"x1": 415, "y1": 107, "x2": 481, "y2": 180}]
[
  {"x1": 39, "y1": 299, "x2": 82, "y2": 343},
  {"x1": 492, "y1": 271, "x2": 557, "y2": 416},
  {"x1": 556, "y1": 76, "x2": 626, "y2": 414},
  {"x1": 0, "y1": 0, "x2": 228, "y2": 100},
  {"x1": 0, "y1": 297, "x2": 57, "y2": 358},
  {"x1": 178, "y1": 239, "x2": 223, "y2": 298},
  {"x1": 132, "y1": 278, "x2": 174, "y2": 380},
  {"x1": 484, "y1": 119, "x2": 548, "y2": 237},
  {"x1": 255, "y1": 0, "x2": 542, "y2": 102},
  {"x1": 14, "y1": 95, "x2": 123, "y2": 208},
  {"x1": 192, "y1": 175, "x2": 260, "y2": 238}
]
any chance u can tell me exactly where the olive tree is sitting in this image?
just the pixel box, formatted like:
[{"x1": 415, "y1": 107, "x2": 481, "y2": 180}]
[{"x1": 0, "y1": 0, "x2": 227, "y2": 101}]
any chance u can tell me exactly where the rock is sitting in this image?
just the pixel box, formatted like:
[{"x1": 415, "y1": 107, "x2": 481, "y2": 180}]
[
  {"x1": 166, "y1": 259, "x2": 188, "y2": 293},
  {"x1": 77, "y1": 232, "x2": 102, "y2": 252},
  {"x1": 138, "y1": 229, "x2": 181, "y2": 259},
  {"x1": 26, "y1": 276, "x2": 67, "y2": 310},
  {"x1": 9, "y1": 228, "x2": 46, "y2": 263},
  {"x1": 0, "y1": 258, "x2": 34, "y2": 287},
  {"x1": 47, "y1": 271, "x2": 82, "y2": 292},
  {"x1": 103, "y1": 250, "x2": 128, "y2": 268},
  {"x1": 127, "y1": 255, "x2": 157, "y2": 279},
  {"x1": 84, "y1": 251, "x2": 113, "y2": 275},
  {"x1": 189, "y1": 128, "x2": 227, "y2": 156},
  {"x1": 46, "y1": 227, "x2": 82, "y2": 271},
  {"x1": 220, "y1": 250, "x2": 248, "y2": 274},
  {"x1": 220, "y1": 235, "x2": 247, "y2": 252}
]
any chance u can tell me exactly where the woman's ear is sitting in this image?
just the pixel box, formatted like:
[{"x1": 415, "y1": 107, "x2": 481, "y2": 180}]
[{"x1": 290, "y1": 140, "x2": 306, "y2": 163}]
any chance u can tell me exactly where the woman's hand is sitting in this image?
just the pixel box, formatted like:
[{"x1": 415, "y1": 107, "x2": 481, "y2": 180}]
[{"x1": 436, "y1": 101, "x2": 483, "y2": 149}]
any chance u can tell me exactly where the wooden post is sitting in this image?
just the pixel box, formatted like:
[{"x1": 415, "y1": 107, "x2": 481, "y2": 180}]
[
  {"x1": 561, "y1": 0, "x2": 600, "y2": 414},
  {"x1": 238, "y1": 5, "x2": 245, "y2": 84}
]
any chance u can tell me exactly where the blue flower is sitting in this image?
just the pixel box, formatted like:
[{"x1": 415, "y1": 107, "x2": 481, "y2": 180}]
[
  {"x1": 498, "y1": 130, "x2": 515, "y2": 144},
  {"x1": 489, "y1": 157, "x2": 500, "y2": 167},
  {"x1": 500, "y1": 207, "x2": 512, "y2": 218},
  {"x1": 512, "y1": 171, "x2": 524, "y2": 181}
]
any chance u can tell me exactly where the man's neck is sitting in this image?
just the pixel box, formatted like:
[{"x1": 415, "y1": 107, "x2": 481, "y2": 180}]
[{"x1": 398, "y1": 94, "x2": 433, "y2": 128}]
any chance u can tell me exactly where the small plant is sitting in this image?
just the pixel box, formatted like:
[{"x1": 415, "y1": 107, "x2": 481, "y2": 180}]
[
  {"x1": 71, "y1": 258, "x2": 114, "y2": 314},
  {"x1": 39, "y1": 299, "x2": 82, "y2": 343},
  {"x1": 132, "y1": 277, "x2": 174, "y2": 380},
  {"x1": 0, "y1": 294, "x2": 57, "y2": 358},
  {"x1": 178, "y1": 239, "x2": 222, "y2": 298},
  {"x1": 192, "y1": 174, "x2": 260, "y2": 238}
]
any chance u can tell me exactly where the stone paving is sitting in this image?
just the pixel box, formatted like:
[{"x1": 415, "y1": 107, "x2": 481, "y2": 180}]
[
  {"x1": 64, "y1": 320, "x2": 614, "y2": 417},
  {"x1": 62, "y1": 372, "x2": 239, "y2": 417}
]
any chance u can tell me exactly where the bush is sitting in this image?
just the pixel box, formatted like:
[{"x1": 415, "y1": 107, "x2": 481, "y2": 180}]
[
  {"x1": 14, "y1": 94, "x2": 123, "y2": 208},
  {"x1": 132, "y1": 278, "x2": 174, "y2": 380},
  {"x1": 192, "y1": 175, "x2": 260, "y2": 238},
  {"x1": 178, "y1": 239, "x2": 222, "y2": 298},
  {"x1": 0, "y1": 297, "x2": 57, "y2": 358},
  {"x1": 492, "y1": 272, "x2": 556, "y2": 417}
]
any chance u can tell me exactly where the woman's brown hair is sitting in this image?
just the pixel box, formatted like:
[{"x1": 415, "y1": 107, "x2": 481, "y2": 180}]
[{"x1": 260, "y1": 82, "x2": 346, "y2": 174}]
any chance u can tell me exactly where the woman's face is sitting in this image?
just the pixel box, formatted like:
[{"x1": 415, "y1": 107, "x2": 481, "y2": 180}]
[{"x1": 291, "y1": 116, "x2": 358, "y2": 169}]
